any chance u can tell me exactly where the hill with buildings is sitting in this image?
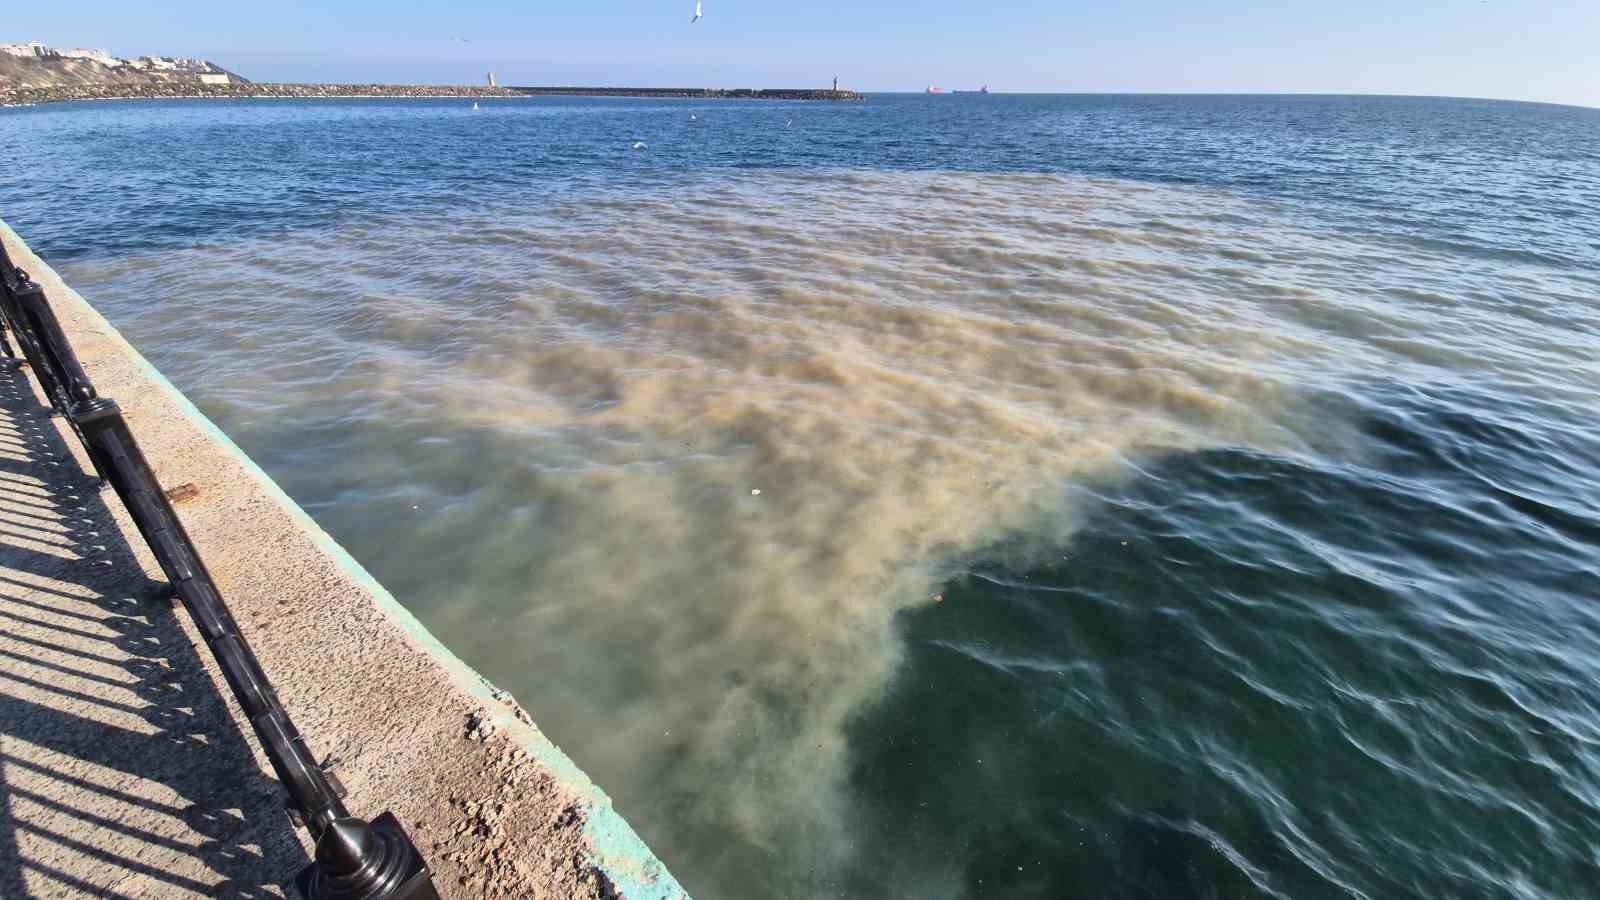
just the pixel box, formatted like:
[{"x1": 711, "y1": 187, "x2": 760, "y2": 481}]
[
  {"x1": 0, "y1": 41, "x2": 524, "y2": 106},
  {"x1": 0, "y1": 42, "x2": 247, "y2": 93},
  {"x1": 0, "y1": 40, "x2": 860, "y2": 107}
]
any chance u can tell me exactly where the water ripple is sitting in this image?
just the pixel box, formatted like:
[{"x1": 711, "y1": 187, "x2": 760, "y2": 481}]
[{"x1": 1, "y1": 95, "x2": 1596, "y2": 900}]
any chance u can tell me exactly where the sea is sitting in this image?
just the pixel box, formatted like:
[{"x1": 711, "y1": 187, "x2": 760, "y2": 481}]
[{"x1": 2, "y1": 93, "x2": 1597, "y2": 899}]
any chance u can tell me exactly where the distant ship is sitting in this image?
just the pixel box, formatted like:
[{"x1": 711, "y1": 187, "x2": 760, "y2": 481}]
[
  {"x1": 953, "y1": 84, "x2": 990, "y2": 94},
  {"x1": 925, "y1": 85, "x2": 945, "y2": 94}
]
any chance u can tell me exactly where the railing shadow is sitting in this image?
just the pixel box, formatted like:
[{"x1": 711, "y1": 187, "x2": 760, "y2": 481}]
[{"x1": 0, "y1": 363, "x2": 308, "y2": 898}]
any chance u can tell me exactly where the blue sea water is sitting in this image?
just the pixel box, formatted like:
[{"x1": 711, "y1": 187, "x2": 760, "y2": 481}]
[{"x1": 2, "y1": 93, "x2": 1598, "y2": 899}]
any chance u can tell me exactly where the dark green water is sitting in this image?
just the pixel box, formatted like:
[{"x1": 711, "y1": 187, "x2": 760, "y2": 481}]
[
  {"x1": 2, "y1": 94, "x2": 1598, "y2": 898},
  {"x1": 847, "y1": 384, "x2": 1600, "y2": 898}
]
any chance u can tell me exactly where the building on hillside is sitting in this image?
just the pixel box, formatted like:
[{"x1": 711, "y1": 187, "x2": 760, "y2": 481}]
[
  {"x1": 0, "y1": 42, "x2": 49, "y2": 58},
  {"x1": 198, "y1": 73, "x2": 230, "y2": 85},
  {"x1": 62, "y1": 48, "x2": 117, "y2": 64}
]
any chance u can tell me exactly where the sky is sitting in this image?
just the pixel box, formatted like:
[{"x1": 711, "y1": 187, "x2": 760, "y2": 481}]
[{"x1": 9, "y1": 1, "x2": 1599, "y2": 108}]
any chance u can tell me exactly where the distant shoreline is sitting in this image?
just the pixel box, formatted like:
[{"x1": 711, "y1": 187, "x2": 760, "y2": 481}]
[
  {"x1": 508, "y1": 86, "x2": 862, "y2": 101},
  {"x1": 2, "y1": 83, "x2": 514, "y2": 108},
  {"x1": 1, "y1": 82, "x2": 864, "y2": 108}
]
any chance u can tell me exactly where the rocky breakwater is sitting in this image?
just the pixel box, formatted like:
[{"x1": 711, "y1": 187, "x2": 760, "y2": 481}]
[
  {"x1": 508, "y1": 86, "x2": 865, "y2": 101},
  {"x1": 2, "y1": 82, "x2": 523, "y2": 107}
]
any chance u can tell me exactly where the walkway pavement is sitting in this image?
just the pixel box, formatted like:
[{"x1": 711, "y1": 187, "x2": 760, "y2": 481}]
[{"x1": 0, "y1": 362, "x2": 307, "y2": 897}]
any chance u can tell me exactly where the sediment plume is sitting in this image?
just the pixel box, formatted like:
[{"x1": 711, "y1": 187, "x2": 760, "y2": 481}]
[{"x1": 66, "y1": 171, "x2": 1359, "y2": 897}]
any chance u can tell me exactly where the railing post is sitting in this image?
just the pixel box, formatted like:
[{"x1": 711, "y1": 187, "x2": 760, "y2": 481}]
[
  {"x1": 0, "y1": 273, "x2": 71, "y2": 418},
  {"x1": 70, "y1": 397, "x2": 440, "y2": 900},
  {"x1": 0, "y1": 246, "x2": 68, "y2": 408},
  {"x1": 1, "y1": 269, "x2": 108, "y2": 480},
  {"x1": 0, "y1": 300, "x2": 16, "y2": 361},
  {"x1": 0, "y1": 244, "x2": 33, "y2": 365},
  {"x1": 18, "y1": 275, "x2": 98, "y2": 407}
]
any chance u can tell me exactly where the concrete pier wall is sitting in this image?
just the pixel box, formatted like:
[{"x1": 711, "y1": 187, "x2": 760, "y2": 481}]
[{"x1": 0, "y1": 220, "x2": 689, "y2": 899}]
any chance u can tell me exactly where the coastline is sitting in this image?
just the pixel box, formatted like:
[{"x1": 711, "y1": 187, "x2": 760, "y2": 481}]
[
  {"x1": 1, "y1": 82, "x2": 522, "y2": 108},
  {"x1": 1, "y1": 82, "x2": 864, "y2": 108}
]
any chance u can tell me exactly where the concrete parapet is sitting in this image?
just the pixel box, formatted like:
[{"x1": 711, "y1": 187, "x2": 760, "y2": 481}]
[{"x1": 0, "y1": 220, "x2": 689, "y2": 899}]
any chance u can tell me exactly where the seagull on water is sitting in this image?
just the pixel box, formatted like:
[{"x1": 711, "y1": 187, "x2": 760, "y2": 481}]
[{"x1": 691, "y1": 1, "x2": 703, "y2": 23}]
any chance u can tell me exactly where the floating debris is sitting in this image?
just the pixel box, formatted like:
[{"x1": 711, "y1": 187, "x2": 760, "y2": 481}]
[{"x1": 163, "y1": 482, "x2": 201, "y2": 503}]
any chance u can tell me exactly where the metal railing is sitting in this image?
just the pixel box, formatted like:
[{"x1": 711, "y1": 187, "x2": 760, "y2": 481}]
[{"x1": 0, "y1": 241, "x2": 441, "y2": 900}]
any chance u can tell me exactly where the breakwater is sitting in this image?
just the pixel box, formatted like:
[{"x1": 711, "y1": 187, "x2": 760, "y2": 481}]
[
  {"x1": 508, "y1": 86, "x2": 863, "y2": 101},
  {"x1": 1, "y1": 82, "x2": 862, "y2": 108}
]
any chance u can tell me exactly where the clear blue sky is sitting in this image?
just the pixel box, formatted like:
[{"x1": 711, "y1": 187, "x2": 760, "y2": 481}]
[{"x1": 11, "y1": 1, "x2": 1599, "y2": 108}]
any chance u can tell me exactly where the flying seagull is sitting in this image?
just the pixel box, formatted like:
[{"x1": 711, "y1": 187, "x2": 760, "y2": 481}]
[{"x1": 691, "y1": 1, "x2": 703, "y2": 23}]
